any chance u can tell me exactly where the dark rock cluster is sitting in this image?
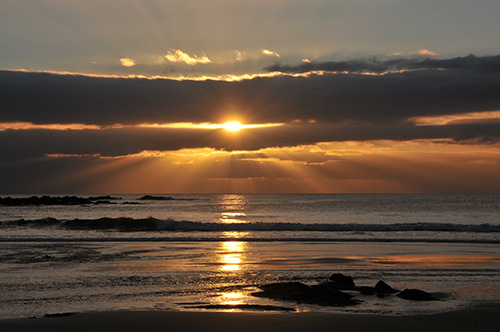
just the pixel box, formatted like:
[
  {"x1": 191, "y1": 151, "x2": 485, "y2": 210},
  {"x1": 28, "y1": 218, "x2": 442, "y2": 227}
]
[
  {"x1": 139, "y1": 195, "x2": 175, "y2": 201},
  {"x1": 253, "y1": 281, "x2": 361, "y2": 307},
  {"x1": 0, "y1": 195, "x2": 119, "y2": 206},
  {"x1": 0, "y1": 195, "x2": 202, "y2": 206},
  {"x1": 253, "y1": 273, "x2": 441, "y2": 307}
]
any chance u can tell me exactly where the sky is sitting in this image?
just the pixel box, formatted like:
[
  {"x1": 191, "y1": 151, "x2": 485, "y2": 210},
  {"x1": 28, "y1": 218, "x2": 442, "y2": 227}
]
[{"x1": 1, "y1": 0, "x2": 500, "y2": 193}]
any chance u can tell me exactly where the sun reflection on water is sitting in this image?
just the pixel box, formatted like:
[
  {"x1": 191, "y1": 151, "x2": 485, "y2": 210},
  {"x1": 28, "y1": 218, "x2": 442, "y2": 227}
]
[
  {"x1": 217, "y1": 195, "x2": 248, "y2": 224},
  {"x1": 220, "y1": 212, "x2": 247, "y2": 223}
]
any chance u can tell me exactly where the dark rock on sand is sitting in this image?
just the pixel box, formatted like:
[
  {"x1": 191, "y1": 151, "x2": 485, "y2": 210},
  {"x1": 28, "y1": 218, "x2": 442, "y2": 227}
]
[
  {"x1": 253, "y1": 282, "x2": 360, "y2": 307},
  {"x1": 353, "y1": 281, "x2": 398, "y2": 296},
  {"x1": 397, "y1": 288, "x2": 438, "y2": 301},
  {"x1": 327, "y1": 273, "x2": 356, "y2": 290},
  {"x1": 43, "y1": 312, "x2": 77, "y2": 318},
  {"x1": 358, "y1": 286, "x2": 377, "y2": 295},
  {"x1": 375, "y1": 280, "x2": 399, "y2": 294},
  {"x1": 253, "y1": 282, "x2": 311, "y2": 302}
]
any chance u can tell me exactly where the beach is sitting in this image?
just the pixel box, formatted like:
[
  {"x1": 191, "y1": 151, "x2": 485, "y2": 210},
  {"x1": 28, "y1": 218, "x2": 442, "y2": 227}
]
[
  {"x1": 1, "y1": 308, "x2": 499, "y2": 332},
  {"x1": 1, "y1": 194, "x2": 500, "y2": 322}
]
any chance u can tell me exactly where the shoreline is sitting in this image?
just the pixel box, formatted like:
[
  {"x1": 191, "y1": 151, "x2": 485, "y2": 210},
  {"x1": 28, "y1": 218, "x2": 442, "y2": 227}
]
[{"x1": 1, "y1": 307, "x2": 499, "y2": 332}]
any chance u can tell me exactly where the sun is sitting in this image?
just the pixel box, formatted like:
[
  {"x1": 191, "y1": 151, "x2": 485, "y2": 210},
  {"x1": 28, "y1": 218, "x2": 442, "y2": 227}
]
[{"x1": 222, "y1": 121, "x2": 243, "y2": 132}]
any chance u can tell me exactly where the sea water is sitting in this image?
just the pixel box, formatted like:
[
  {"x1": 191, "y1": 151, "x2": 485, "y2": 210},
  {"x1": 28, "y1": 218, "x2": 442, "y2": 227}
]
[{"x1": 0, "y1": 194, "x2": 499, "y2": 318}]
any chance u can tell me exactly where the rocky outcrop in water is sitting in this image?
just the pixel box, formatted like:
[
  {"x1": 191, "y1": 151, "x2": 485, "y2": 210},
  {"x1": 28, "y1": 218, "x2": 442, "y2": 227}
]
[
  {"x1": 0, "y1": 196, "x2": 119, "y2": 206},
  {"x1": 139, "y1": 195, "x2": 175, "y2": 201}
]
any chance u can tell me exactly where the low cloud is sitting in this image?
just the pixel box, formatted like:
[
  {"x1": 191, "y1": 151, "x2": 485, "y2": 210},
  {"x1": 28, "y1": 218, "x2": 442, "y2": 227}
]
[
  {"x1": 1, "y1": 121, "x2": 499, "y2": 161},
  {"x1": 1, "y1": 137, "x2": 500, "y2": 194},
  {"x1": 164, "y1": 49, "x2": 211, "y2": 65}
]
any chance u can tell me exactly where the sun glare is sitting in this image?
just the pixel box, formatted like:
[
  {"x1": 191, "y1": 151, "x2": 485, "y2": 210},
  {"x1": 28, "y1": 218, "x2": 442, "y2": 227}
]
[{"x1": 223, "y1": 121, "x2": 243, "y2": 132}]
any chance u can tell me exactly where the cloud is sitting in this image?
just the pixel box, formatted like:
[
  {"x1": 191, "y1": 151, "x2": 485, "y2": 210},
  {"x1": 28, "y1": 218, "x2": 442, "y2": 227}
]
[
  {"x1": 3, "y1": 54, "x2": 500, "y2": 128},
  {"x1": 262, "y1": 49, "x2": 280, "y2": 58},
  {"x1": 234, "y1": 50, "x2": 244, "y2": 61},
  {"x1": 1, "y1": 138, "x2": 500, "y2": 194},
  {"x1": 120, "y1": 58, "x2": 137, "y2": 67},
  {"x1": 394, "y1": 49, "x2": 438, "y2": 57},
  {"x1": 265, "y1": 54, "x2": 500, "y2": 74},
  {"x1": 411, "y1": 49, "x2": 438, "y2": 56},
  {"x1": 164, "y1": 49, "x2": 211, "y2": 65},
  {"x1": 1, "y1": 121, "x2": 500, "y2": 162}
]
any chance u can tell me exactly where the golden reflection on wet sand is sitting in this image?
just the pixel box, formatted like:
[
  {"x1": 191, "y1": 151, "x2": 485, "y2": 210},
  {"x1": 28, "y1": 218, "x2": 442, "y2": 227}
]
[
  {"x1": 216, "y1": 240, "x2": 254, "y2": 309},
  {"x1": 220, "y1": 240, "x2": 246, "y2": 271},
  {"x1": 220, "y1": 292, "x2": 244, "y2": 305}
]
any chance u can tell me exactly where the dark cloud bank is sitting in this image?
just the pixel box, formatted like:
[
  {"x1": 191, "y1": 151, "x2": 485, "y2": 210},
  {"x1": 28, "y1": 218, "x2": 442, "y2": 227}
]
[
  {"x1": 1, "y1": 122, "x2": 500, "y2": 161},
  {"x1": 2, "y1": 54, "x2": 500, "y2": 127},
  {"x1": 266, "y1": 54, "x2": 500, "y2": 75},
  {"x1": 1, "y1": 54, "x2": 500, "y2": 159}
]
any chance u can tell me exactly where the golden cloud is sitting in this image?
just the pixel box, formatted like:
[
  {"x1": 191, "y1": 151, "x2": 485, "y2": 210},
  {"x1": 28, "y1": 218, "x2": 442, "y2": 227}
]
[
  {"x1": 262, "y1": 49, "x2": 280, "y2": 58},
  {"x1": 120, "y1": 58, "x2": 137, "y2": 67},
  {"x1": 164, "y1": 49, "x2": 211, "y2": 66}
]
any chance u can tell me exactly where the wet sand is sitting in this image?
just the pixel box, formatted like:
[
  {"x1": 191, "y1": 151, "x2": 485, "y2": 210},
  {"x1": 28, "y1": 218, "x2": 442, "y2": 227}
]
[{"x1": 0, "y1": 308, "x2": 499, "y2": 332}]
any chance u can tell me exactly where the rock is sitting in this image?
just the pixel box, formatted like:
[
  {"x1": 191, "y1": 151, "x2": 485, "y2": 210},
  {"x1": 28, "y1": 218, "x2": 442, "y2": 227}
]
[
  {"x1": 44, "y1": 312, "x2": 76, "y2": 318},
  {"x1": 327, "y1": 273, "x2": 355, "y2": 289},
  {"x1": 88, "y1": 196, "x2": 120, "y2": 201},
  {"x1": 397, "y1": 288, "x2": 437, "y2": 301},
  {"x1": 375, "y1": 280, "x2": 399, "y2": 294},
  {"x1": 358, "y1": 286, "x2": 377, "y2": 295},
  {"x1": 252, "y1": 282, "x2": 361, "y2": 307},
  {"x1": 253, "y1": 282, "x2": 311, "y2": 302},
  {"x1": 93, "y1": 200, "x2": 115, "y2": 205},
  {"x1": 0, "y1": 195, "x2": 118, "y2": 206},
  {"x1": 139, "y1": 195, "x2": 174, "y2": 201}
]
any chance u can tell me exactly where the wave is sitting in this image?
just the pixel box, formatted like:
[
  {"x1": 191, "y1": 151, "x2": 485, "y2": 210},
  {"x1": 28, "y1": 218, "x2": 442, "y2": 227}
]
[
  {"x1": 0, "y1": 237, "x2": 499, "y2": 244},
  {"x1": 2, "y1": 217, "x2": 500, "y2": 233}
]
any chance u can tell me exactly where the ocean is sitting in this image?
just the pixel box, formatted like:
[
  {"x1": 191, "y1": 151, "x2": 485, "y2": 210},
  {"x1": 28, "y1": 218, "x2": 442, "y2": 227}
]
[{"x1": 1, "y1": 194, "x2": 499, "y2": 318}]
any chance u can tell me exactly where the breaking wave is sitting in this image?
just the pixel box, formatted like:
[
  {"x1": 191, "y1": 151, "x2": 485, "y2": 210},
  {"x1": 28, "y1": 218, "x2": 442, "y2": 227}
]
[{"x1": 3, "y1": 217, "x2": 500, "y2": 233}]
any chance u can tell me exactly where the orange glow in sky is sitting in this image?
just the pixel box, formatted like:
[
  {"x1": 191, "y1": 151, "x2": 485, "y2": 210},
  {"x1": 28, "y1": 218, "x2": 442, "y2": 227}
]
[
  {"x1": 53, "y1": 139, "x2": 500, "y2": 194},
  {"x1": 409, "y1": 110, "x2": 500, "y2": 126}
]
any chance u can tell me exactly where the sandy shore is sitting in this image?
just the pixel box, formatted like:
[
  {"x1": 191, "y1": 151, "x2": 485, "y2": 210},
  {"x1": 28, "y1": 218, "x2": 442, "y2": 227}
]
[{"x1": 0, "y1": 308, "x2": 499, "y2": 332}]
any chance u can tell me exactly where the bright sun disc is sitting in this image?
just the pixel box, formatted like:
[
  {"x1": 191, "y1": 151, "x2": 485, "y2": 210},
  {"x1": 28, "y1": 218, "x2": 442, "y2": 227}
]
[{"x1": 223, "y1": 121, "x2": 243, "y2": 132}]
